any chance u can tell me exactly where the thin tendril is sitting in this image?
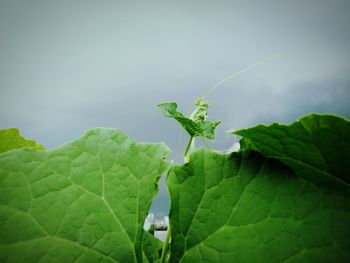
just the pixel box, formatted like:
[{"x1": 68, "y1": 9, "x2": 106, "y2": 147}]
[
  {"x1": 178, "y1": 54, "x2": 279, "y2": 155},
  {"x1": 203, "y1": 53, "x2": 279, "y2": 98}
]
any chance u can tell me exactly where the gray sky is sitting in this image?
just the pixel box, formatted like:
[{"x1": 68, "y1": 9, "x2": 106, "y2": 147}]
[{"x1": 1, "y1": 0, "x2": 349, "y2": 215}]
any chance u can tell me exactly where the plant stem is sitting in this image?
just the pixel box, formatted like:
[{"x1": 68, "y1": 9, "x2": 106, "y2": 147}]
[
  {"x1": 160, "y1": 225, "x2": 171, "y2": 263},
  {"x1": 160, "y1": 137, "x2": 191, "y2": 263},
  {"x1": 184, "y1": 136, "x2": 193, "y2": 160}
]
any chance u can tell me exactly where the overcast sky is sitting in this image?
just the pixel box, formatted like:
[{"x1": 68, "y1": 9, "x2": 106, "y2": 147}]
[{"x1": 1, "y1": 0, "x2": 349, "y2": 215}]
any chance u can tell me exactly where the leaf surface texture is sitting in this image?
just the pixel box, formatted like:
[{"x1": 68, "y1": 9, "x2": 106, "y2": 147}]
[
  {"x1": 0, "y1": 128, "x2": 170, "y2": 263},
  {"x1": 233, "y1": 114, "x2": 350, "y2": 187},
  {"x1": 167, "y1": 148, "x2": 350, "y2": 262},
  {"x1": 0, "y1": 128, "x2": 44, "y2": 153}
]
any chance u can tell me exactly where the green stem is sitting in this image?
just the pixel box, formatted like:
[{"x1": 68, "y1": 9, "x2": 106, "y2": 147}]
[
  {"x1": 184, "y1": 136, "x2": 193, "y2": 160},
  {"x1": 160, "y1": 225, "x2": 171, "y2": 263}
]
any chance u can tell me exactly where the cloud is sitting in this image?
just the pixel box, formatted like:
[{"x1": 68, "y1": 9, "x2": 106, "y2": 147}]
[{"x1": 1, "y1": 0, "x2": 349, "y2": 213}]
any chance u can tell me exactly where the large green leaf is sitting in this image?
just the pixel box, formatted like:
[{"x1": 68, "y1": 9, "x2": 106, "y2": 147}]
[
  {"x1": 0, "y1": 128, "x2": 44, "y2": 153},
  {"x1": 167, "y1": 149, "x2": 350, "y2": 262},
  {"x1": 233, "y1": 114, "x2": 350, "y2": 188},
  {"x1": 0, "y1": 128, "x2": 170, "y2": 263}
]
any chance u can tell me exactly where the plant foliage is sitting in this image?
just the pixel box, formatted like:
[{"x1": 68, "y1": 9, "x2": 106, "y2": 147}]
[
  {"x1": 157, "y1": 99, "x2": 220, "y2": 141},
  {"x1": 0, "y1": 129, "x2": 169, "y2": 263},
  {"x1": 0, "y1": 128, "x2": 44, "y2": 153},
  {"x1": 0, "y1": 113, "x2": 349, "y2": 262}
]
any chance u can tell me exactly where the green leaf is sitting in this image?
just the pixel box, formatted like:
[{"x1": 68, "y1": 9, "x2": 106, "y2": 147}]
[
  {"x1": 197, "y1": 120, "x2": 221, "y2": 140},
  {"x1": 0, "y1": 128, "x2": 44, "y2": 153},
  {"x1": 158, "y1": 102, "x2": 201, "y2": 136},
  {"x1": 233, "y1": 114, "x2": 350, "y2": 187},
  {"x1": 157, "y1": 102, "x2": 220, "y2": 140},
  {"x1": 142, "y1": 232, "x2": 162, "y2": 263},
  {"x1": 0, "y1": 128, "x2": 170, "y2": 263},
  {"x1": 167, "y1": 149, "x2": 350, "y2": 262}
]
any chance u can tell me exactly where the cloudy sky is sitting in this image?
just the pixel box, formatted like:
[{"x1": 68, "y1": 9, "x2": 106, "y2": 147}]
[{"x1": 1, "y1": 0, "x2": 349, "y2": 215}]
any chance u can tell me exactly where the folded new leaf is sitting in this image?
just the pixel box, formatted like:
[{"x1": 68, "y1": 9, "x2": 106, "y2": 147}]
[{"x1": 157, "y1": 102, "x2": 220, "y2": 140}]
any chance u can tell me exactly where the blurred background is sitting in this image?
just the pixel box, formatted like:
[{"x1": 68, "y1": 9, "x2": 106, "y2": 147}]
[{"x1": 1, "y1": 0, "x2": 349, "y2": 216}]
